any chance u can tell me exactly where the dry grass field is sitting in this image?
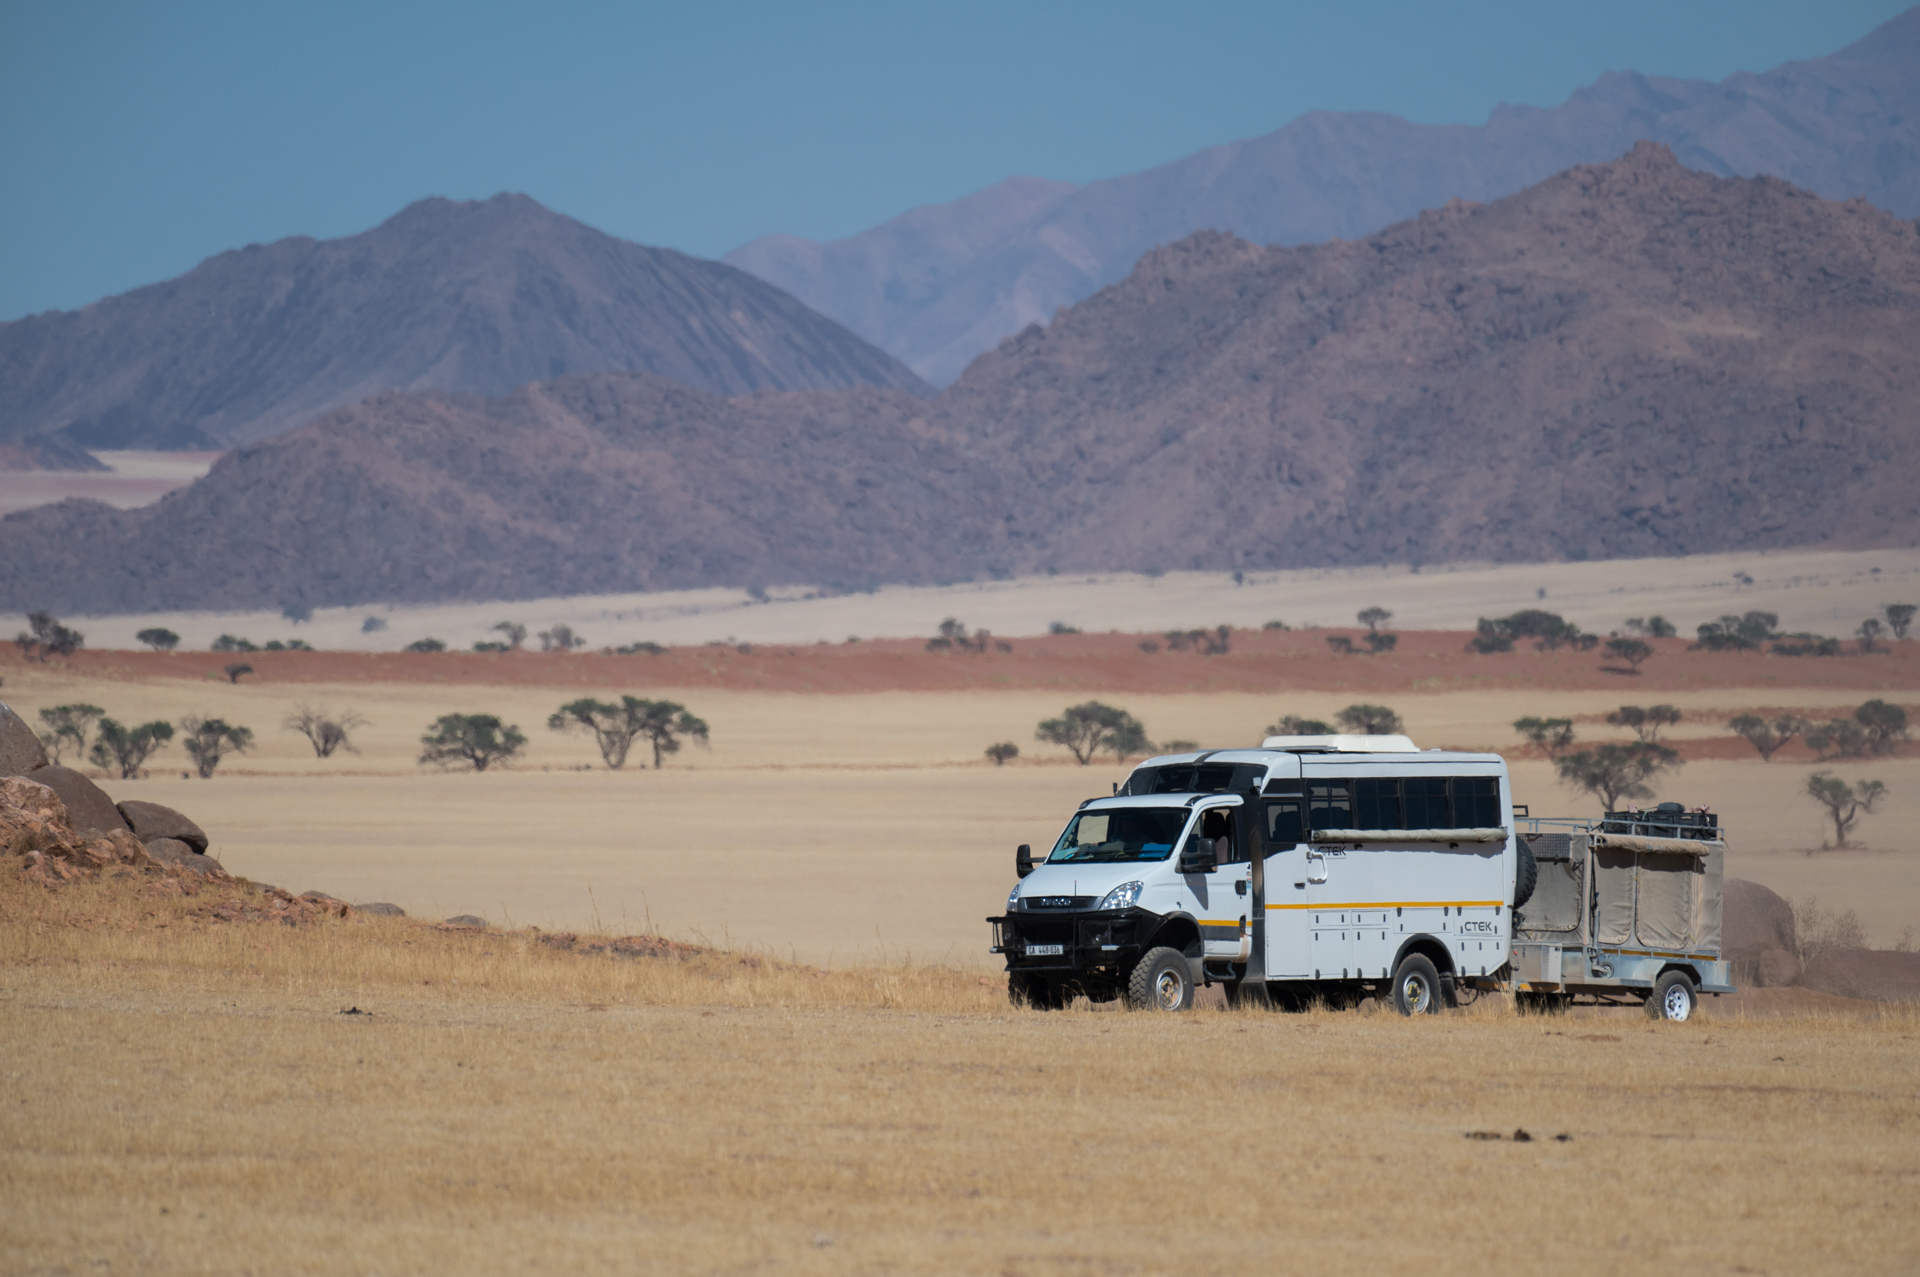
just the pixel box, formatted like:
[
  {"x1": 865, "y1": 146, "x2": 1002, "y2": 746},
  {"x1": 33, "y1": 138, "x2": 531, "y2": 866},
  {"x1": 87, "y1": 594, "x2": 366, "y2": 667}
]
[
  {"x1": 4, "y1": 646, "x2": 1918, "y2": 961},
  {"x1": 3, "y1": 874, "x2": 1917, "y2": 1276}
]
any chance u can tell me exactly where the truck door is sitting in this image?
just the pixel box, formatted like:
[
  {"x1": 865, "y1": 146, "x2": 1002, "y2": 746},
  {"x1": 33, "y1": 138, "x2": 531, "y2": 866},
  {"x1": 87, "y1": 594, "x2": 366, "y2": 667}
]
[
  {"x1": 1304, "y1": 778, "x2": 1357, "y2": 980},
  {"x1": 1184, "y1": 806, "x2": 1251, "y2": 963},
  {"x1": 1260, "y1": 796, "x2": 1312, "y2": 978}
]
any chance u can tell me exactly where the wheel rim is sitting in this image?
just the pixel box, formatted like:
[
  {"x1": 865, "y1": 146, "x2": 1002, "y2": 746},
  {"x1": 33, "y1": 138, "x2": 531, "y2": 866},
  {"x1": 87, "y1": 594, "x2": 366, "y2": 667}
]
[
  {"x1": 1663, "y1": 983, "x2": 1692, "y2": 1020},
  {"x1": 1154, "y1": 967, "x2": 1186, "y2": 1010},
  {"x1": 1401, "y1": 973, "x2": 1431, "y2": 1013}
]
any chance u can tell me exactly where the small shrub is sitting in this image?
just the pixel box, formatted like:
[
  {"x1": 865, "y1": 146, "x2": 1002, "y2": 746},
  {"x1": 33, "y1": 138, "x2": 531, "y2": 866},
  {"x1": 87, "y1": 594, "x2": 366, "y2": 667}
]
[
  {"x1": 405, "y1": 638, "x2": 448, "y2": 653},
  {"x1": 1855, "y1": 699, "x2": 1910, "y2": 754},
  {"x1": 1262, "y1": 620, "x2": 1291, "y2": 631},
  {"x1": 1793, "y1": 896, "x2": 1868, "y2": 963},
  {"x1": 211, "y1": 634, "x2": 258, "y2": 653},
  {"x1": 223, "y1": 663, "x2": 253, "y2": 684},
  {"x1": 361, "y1": 616, "x2": 388, "y2": 633},
  {"x1": 16, "y1": 612, "x2": 84, "y2": 661},
  {"x1": 1267, "y1": 715, "x2": 1333, "y2": 737},
  {"x1": 1693, "y1": 612, "x2": 1778, "y2": 652},
  {"x1": 1603, "y1": 636, "x2": 1653, "y2": 672},
  {"x1": 1325, "y1": 635, "x2": 1355, "y2": 655},
  {"x1": 1884, "y1": 604, "x2": 1916, "y2": 641},
  {"x1": 1336, "y1": 704, "x2": 1403, "y2": 735},
  {"x1": 1048, "y1": 622, "x2": 1081, "y2": 635},
  {"x1": 135, "y1": 628, "x2": 180, "y2": 652},
  {"x1": 1623, "y1": 616, "x2": 1676, "y2": 638},
  {"x1": 537, "y1": 625, "x2": 586, "y2": 653},
  {"x1": 284, "y1": 704, "x2": 366, "y2": 758},
  {"x1": 985, "y1": 742, "x2": 1020, "y2": 766}
]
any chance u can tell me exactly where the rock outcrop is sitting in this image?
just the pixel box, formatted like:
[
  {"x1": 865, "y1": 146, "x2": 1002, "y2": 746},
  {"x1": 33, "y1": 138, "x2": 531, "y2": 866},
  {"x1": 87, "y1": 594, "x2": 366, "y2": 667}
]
[
  {"x1": 1723, "y1": 878, "x2": 1801, "y2": 988},
  {"x1": 0, "y1": 703, "x2": 49, "y2": 775},
  {"x1": 24, "y1": 765, "x2": 131, "y2": 836},
  {"x1": 117, "y1": 801, "x2": 209, "y2": 854},
  {"x1": 1798, "y1": 949, "x2": 1920, "y2": 1002}
]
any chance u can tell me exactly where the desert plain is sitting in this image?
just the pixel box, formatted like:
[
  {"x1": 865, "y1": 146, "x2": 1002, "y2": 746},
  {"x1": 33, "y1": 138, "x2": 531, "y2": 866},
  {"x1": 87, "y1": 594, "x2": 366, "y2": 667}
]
[{"x1": 5, "y1": 556, "x2": 1920, "y2": 1274}]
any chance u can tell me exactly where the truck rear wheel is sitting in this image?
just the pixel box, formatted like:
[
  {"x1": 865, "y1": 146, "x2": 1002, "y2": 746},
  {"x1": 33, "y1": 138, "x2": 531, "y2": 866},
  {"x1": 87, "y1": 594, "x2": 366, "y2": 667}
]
[
  {"x1": 1645, "y1": 970, "x2": 1698, "y2": 1022},
  {"x1": 1390, "y1": 954, "x2": 1444, "y2": 1016},
  {"x1": 1127, "y1": 947, "x2": 1196, "y2": 1012}
]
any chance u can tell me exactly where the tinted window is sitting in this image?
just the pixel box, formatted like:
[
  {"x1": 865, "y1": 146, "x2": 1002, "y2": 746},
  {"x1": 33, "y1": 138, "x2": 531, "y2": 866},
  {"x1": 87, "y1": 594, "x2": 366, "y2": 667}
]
[
  {"x1": 1129, "y1": 763, "x2": 1263, "y2": 795},
  {"x1": 1266, "y1": 800, "x2": 1304, "y2": 847},
  {"x1": 1308, "y1": 780, "x2": 1352, "y2": 831},
  {"x1": 1453, "y1": 777, "x2": 1502, "y2": 828},
  {"x1": 1354, "y1": 777, "x2": 1402, "y2": 829},
  {"x1": 1403, "y1": 777, "x2": 1450, "y2": 828}
]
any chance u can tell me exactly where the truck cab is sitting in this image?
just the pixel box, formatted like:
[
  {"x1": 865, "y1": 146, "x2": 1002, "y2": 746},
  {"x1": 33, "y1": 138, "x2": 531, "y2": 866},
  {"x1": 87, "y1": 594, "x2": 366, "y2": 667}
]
[{"x1": 989, "y1": 736, "x2": 1520, "y2": 1014}]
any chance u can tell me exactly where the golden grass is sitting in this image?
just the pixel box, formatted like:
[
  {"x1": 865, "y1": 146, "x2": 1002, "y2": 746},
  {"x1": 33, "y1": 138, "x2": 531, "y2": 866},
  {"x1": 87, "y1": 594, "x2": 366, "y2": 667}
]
[{"x1": 3, "y1": 873, "x2": 1917, "y2": 1275}]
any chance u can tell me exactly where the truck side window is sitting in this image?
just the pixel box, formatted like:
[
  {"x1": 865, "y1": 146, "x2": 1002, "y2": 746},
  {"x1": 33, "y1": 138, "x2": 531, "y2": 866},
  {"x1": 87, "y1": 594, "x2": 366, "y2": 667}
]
[
  {"x1": 1354, "y1": 777, "x2": 1402, "y2": 829},
  {"x1": 1452, "y1": 777, "x2": 1501, "y2": 827},
  {"x1": 1403, "y1": 777, "x2": 1449, "y2": 828},
  {"x1": 1266, "y1": 801, "x2": 1303, "y2": 847},
  {"x1": 1308, "y1": 780, "x2": 1351, "y2": 831},
  {"x1": 1199, "y1": 808, "x2": 1239, "y2": 862}
]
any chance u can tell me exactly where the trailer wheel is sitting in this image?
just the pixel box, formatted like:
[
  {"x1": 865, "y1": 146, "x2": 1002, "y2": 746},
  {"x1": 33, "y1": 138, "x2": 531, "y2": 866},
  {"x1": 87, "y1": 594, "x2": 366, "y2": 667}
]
[
  {"x1": 1127, "y1": 947, "x2": 1197, "y2": 1011},
  {"x1": 1008, "y1": 971, "x2": 1068, "y2": 1011},
  {"x1": 1390, "y1": 954, "x2": 1445, "y2": 1016},
  {"x1": 1513, "y1": 837, "x2": 1538, "y2": 911},
  {"x1": 1645, "y1": 970, "x2": 1698, "y2": 1022}
]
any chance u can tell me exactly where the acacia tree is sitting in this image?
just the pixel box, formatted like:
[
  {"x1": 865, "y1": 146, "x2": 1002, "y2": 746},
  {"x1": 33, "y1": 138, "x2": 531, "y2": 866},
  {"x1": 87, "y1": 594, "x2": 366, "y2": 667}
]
[
  {"x1": 1513, "y1": 716, "x2": 1576, "y2": 759},
  {"x1": 1855, "y1": 699, "x2": 1910, "y2": 755},
  {"x1": 1554, "y1": 742, "x2": 1682, "y2": 811},
  {"x1": 1624, "y1": 616, "x2": 1677, "y2": 638},
  {"x1": 1607, "y1": 704, "x2": 1682, "y2": 742},
  {"x1": 136, "y1": 628, "x2": 180, "y2": 652},
  {"x1": 1728, "y1": 714, "x2": 1805, "y2": 762},
  {"x1": 492, "y1": 621, "x2": 528, "y2": 650},
  {"x1": 627, "y1": 700, "x2": 710, "y2": 769},
  {"x1": 1268, "y1": 714, "x2": 1333, "y2": 736},
  {"x1": 1693, "y1": 612, "x2": 1778, "y2": 652},
  {"x1": 537, "y1": 625, "x2": 586, "y2": 653},
  {"x1": 1806, "y1": 718, "x2": 1870, "y2": 760},
  {"x1": 547, "y1": 696, "x2": 661, "y2": 769},
  {"x1": 985, "y1": 742, "x2": 1020, "y2": 766},
  {"x1": 283, "y1": 704, "x2": 367, "y2": 758},
  {"x1": 180, "y1": 715, "x2": 255, "y2": 778},
  {"x1": 1806, "y1": 772, "x2": 1887, "y2": 849},
  {"x1": 1336, "y1": 704, "x2": 1403, "y2": 735},
  {"x1": 1857, "y1": 617, "x2": 1886, "y2": 654},
  {"x1": 1885, "y1": 604, "x2": 1916, "y2": 641},
  {"x1": 1036, "y1": 702, "x2": 1143, "y2": 765},
  {"x1": 89, "y1": 718, "x2": 175, "y2": 779},
  {"x1": 37, "y1": 704, "x2": 105, "y2": 765},
  {"x1": 418, "y1": 714, "x2": 526, "y2": 772},
  {"x1": 15, "y1": 612, "x2": 83, "y2": 661},
  {"x1": 1603, "y1": 636, "x2": 1653, "y2": 672}
]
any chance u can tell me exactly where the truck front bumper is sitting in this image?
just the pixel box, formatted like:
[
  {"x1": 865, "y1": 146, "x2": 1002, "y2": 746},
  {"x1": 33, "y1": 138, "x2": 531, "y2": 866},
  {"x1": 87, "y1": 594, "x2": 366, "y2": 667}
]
[{"x1": 987, "y1": 907, "x2": 1161, "y2": 975}]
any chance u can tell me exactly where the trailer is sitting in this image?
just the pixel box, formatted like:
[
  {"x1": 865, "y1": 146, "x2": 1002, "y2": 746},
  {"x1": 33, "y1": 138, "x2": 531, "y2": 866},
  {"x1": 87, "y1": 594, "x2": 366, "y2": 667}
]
[
  {"x1": 1508, "y1": 804, "x2": 1734, "y2": 1020},
  {"x1": 988, "y1": 739, "x2": 1731, "y2": 1020}
]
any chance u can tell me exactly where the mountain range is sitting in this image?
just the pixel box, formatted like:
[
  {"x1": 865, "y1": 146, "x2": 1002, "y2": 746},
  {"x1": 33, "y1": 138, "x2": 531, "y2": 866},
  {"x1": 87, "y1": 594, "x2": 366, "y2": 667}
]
[
  {"x1": 5, "y1": 146, "x2": 1917, "y2": 614},
  {"x1": 0, "y1": 193, "x2": 927, "y2": 463},
  {"x1": 725, "y1": 7, "x2": 1920, "y2": 384}
]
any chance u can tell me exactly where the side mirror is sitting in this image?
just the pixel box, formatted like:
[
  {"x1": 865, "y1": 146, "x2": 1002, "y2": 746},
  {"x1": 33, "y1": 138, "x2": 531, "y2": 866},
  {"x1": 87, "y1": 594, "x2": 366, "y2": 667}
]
[
  {"x1": 1179, "y1": 839, "x2": 1217, "y2": 875},
  {"x1": 1016, "y1": 843, "x2": 1036, "y2": 879}
]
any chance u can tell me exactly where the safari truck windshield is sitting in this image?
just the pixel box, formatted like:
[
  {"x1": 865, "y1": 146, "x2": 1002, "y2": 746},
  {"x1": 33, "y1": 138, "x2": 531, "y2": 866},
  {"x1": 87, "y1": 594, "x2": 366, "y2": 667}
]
[{"x1": 1047, "y1": 807, "x2": 1188, "y2": 863}]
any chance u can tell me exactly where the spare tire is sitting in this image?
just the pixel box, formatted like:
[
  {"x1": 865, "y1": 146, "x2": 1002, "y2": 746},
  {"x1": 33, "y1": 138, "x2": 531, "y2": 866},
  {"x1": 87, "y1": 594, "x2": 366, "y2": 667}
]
[{"x1": 1513, "y1": 836, "x2": 1538, "y2": 911}]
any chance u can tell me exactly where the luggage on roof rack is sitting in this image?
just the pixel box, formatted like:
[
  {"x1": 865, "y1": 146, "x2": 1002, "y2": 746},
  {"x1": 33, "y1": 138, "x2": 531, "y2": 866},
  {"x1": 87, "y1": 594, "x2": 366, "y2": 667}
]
[{"x1": 1602, "y1": 801, "x2": 1718, "y2": 841}]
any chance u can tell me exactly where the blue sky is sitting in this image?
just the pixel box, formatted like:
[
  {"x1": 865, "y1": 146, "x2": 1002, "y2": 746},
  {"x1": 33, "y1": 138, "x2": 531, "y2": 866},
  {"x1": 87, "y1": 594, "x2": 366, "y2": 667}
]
[{"x1": 1, "y1": 0, "x2": 1910, "y2": 320}]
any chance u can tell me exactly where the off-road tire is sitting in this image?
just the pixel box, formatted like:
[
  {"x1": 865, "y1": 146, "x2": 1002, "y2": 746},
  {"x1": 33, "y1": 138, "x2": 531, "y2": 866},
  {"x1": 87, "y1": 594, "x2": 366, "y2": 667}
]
[
  {"x1": 1513, "y1": 837, "x2": 1538, "y2": 911},
  {"x1": 1127, "y1": 947, "x2": 1197, "y2": 1012},
  {"x1": 1645, "y1": 970, "x2": 1698, "y2": 1022},
  {"x1": 1391, "y1": 954, "x2": 1445, "y2": 1016}
]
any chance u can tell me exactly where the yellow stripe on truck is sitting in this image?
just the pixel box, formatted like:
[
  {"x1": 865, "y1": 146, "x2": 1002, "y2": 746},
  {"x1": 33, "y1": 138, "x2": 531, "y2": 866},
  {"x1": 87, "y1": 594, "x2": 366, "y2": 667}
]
[{"x1": 1266, "y1": 900, "x2": 1504, "y2": 910}]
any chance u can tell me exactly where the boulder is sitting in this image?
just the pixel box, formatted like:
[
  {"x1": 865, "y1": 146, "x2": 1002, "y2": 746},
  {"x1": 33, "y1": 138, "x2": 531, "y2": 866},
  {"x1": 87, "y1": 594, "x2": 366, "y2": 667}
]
[
  {"x1": 356, "y1": 902, "x2": 406, "y2": 917},
  {"x1": 27, "y1": 766, "x2": 130, "y2": 836},
  {"x1": 1799, "y1": 949, "x2": 1920, "y2": 1003},
  {"x1": 145, "y1": 837, "x2": 228, "y2": 878},
  {"x1": 0, "y1": 702, "x2": 49, "y2": 775},
  {"x1": 445, "y1": 914, "x2": 489, "y2": 928},
  {"x1": 116, "y1": 800, "x2": 208, "y2": 854},
  {"x1": 1723, "y1": 877, "x2": 1800, "y2": 987}
]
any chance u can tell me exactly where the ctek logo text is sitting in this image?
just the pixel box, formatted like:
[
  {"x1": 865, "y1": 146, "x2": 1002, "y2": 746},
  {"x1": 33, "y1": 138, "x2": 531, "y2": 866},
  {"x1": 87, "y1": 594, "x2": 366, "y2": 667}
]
[{"x1": 1460, "y1": 920, "x2": 1501, "y2": 934}]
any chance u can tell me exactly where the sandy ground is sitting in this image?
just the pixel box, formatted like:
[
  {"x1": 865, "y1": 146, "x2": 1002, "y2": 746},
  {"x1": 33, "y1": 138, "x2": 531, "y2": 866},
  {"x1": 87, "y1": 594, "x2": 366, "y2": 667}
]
[
  {"x1": 0, "y1": 449, "x2": 219, "y2": 516},
  {"x1": 2, "y1": 959, "x2": 1916, "y2": 1276},
  {"x1": 13, "y1": 543, "x2": 1919, "y2": 650},
  {"x1": 7, "y1": 657, "x2": 1915, "y2": 965}
]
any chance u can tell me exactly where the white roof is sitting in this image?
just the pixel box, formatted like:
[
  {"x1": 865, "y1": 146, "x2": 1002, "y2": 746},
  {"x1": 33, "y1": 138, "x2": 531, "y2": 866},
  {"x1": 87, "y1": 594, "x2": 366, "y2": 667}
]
[{"x1": 1258, "y1": 734, "x2": 1420, "y2": 753}]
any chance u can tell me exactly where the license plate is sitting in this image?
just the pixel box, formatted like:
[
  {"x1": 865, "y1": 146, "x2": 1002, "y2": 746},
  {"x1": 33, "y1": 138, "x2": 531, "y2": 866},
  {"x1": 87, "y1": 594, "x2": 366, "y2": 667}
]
[{"x1": 1025, "y1": 943, "x2": 1064, "y2": 956}]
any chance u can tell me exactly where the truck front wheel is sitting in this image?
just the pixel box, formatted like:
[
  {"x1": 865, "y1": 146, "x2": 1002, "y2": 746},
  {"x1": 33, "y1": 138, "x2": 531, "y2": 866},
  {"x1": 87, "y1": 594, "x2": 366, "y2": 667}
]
[
  {"x1": 1127, "y1": 947, "x2": 1197, "y2": 1012},
  {"x1": 1390, "y1": 954, "x2": 1445, "y2": 1016}
]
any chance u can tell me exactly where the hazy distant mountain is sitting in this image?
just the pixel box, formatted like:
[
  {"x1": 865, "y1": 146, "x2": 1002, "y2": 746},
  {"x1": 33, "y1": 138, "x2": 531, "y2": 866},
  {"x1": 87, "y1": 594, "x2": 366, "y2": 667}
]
[
  {"x1": 0, "y1": 193, "x2": 928, "y2": 462},
  {"x1": 727, "y1": 8, "x2": 1920, "y2": 384},
  {"x1": 5, "y1": 146, "x2": 1918, "y2": 612}
]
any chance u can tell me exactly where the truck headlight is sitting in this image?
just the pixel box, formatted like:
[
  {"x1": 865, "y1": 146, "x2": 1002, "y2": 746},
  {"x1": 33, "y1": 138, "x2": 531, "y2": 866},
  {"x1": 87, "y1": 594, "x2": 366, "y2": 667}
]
[
  {"x1": 1007, "y1": 886, "x2": 1021, "y2": 912},
  {"x1": 1098, "y1": 880, "x2": 1143, "y2": 910}
]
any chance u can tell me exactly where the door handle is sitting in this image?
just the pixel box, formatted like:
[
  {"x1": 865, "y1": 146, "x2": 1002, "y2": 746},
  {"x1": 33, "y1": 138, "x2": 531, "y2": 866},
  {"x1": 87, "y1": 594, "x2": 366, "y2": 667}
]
[{"x1": 1305, "y1": 850, "x2": 1328, "y2": 884}]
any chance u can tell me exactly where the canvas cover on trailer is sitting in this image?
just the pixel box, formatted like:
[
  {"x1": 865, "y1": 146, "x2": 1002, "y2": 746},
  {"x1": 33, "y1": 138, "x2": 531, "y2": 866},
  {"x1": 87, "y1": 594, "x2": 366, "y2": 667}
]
[{"x1": 1591, "y1": 838, "x2": 1723, "y2": 953}]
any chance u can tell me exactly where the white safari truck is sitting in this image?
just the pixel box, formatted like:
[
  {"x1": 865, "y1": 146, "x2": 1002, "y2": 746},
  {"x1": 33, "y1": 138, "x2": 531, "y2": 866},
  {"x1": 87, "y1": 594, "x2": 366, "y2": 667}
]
[{"x1": 989, "y1": 735, "x2": 1733, "y2": 1018}]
